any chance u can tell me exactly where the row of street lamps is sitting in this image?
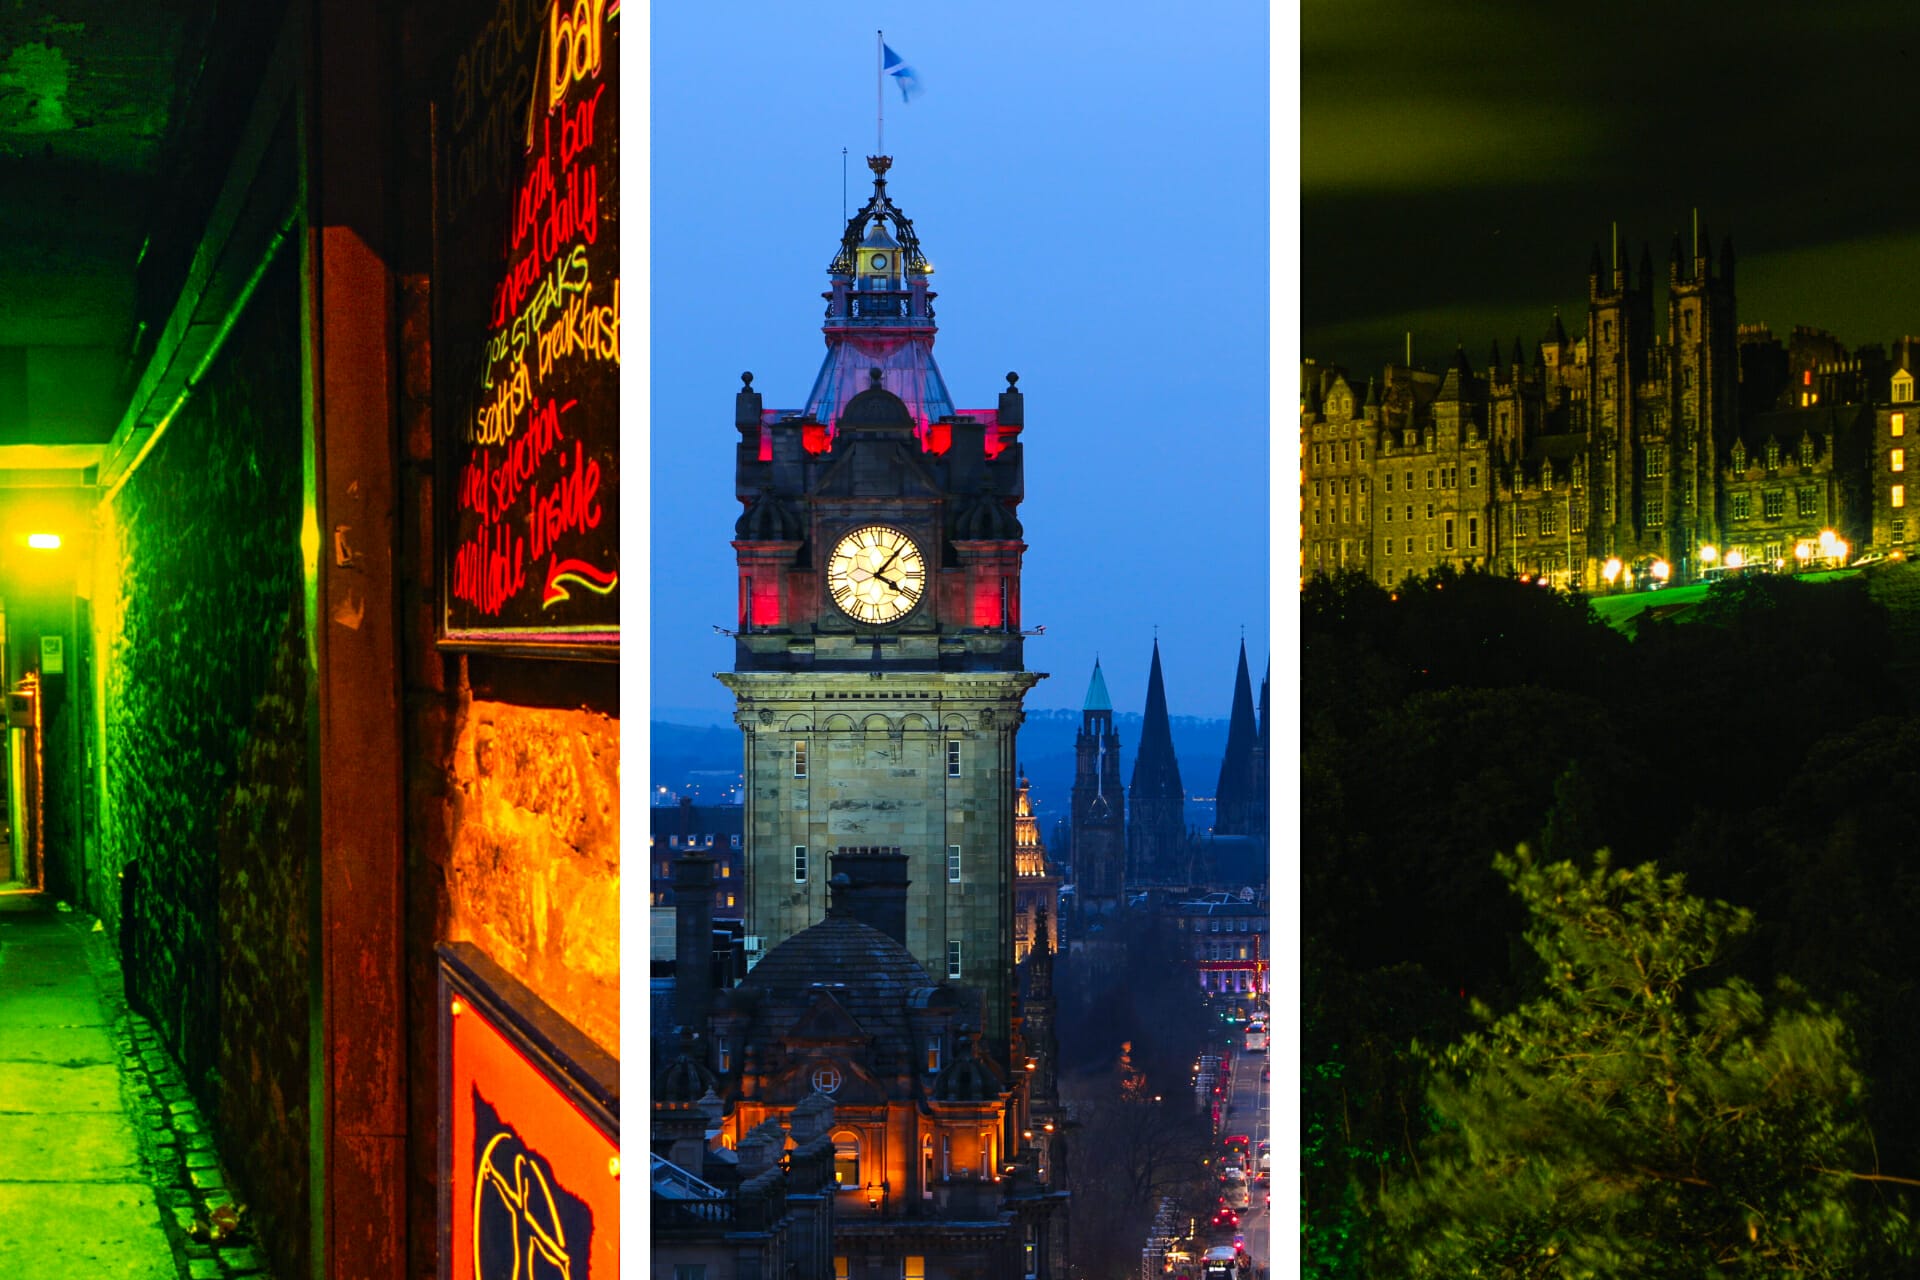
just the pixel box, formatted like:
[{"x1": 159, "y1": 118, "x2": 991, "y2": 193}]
[{"x1": 1592, "y1": 528, "x2": 1852, "y2": 590}]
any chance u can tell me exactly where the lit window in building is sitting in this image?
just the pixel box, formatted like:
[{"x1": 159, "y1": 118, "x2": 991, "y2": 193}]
[
  {"x1": 1896, "y1": 518, "x2": 1907, "y2": 543},
  {"x1": 718, "y1": 1039, "x2": 732, "y2": 1074},
  {"x1": 725, "y1": 894, "x2": 735, "y2": 908},
  {"x1": 1646, "y1": 446, "x2": 1666, "y2": 479},
  {"x1": 1763, "y1": 490, "x2": 1784, "y2": 519},
  {"x1": 1732, "y1": 492, "x2": 1751, "y2": 520},
  {"x1": 1801, "y1": 437, "x2": 1815, "y2": 466},
  {"x1": 720, "y1": 864, "x2": 731, "y2": 878},
  {"x1": 948, "y1": 940, "x2": 963, "y2": 979},
  {"x1": 904, "y1": 1258, "x2": 928, "y2": 1280},
  {"x1": 947, "y1": 740, "x2": 962, "y2": 777},
  {"x1": 833, "y1": 1132, "x2": 860, "y2": 1185},
  {"x1": 927, "y1": 1035, "x2": 942, "y2": 1073},
  {"x1": 835, "y1": 1260, "x2": 851, "y2": 1280},
  {"x1": 1798, "y1": 488, "x2": 1817, "y2": 518},
  {"x1": 794, "y1": 846, "x2": 809, "y2": 882},
  {"x1": 1894, "y1": 485, "x2": 1906, "y2": 509},
  {"x1": 948, "y1": 845, "x2": 962, "y2": 883},
  {"x1": 1895, "y1": 449, "x2": 1907, "y2": 473},
  {"x1": 1516, "y1": 509, "x2": 1530, "y2": 537},
  {"x1": 1896, "y1": 413, "x2": 1908, "y2": 437},
  {"x1": 1645, "y1": 496, "x2": 1665, "y2": 527},
  {"x1": 1767, "y1": 443, "x2": 1781, "y2": 471},
  {"x1": 793, "y1": 741, "x2": 808, "y2": 778}
]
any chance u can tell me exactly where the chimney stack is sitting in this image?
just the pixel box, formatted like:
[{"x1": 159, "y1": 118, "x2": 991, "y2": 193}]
[
  {"x1": 829, "y1": 846, "x2": 912, "y2": 946},
  {"x1": 673, "y1": 852, "x2": 717, "y2": 1042}
]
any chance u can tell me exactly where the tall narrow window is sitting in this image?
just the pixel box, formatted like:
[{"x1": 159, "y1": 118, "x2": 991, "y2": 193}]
[
  {"x1": 947, "y1": 740, "x2": 962, "y2": 777},
  {"x1": 948, "y1": 845, "x2": 962, "y2": 883},
  {"x1": 1468, "y1": 517, "x2": 1479, "y2": 549},
  {"x1": 927, "y1": 1035, "x2": 943, "y2": 1073},
  {"x1": 947, "y1": 940, "x2": 963, "y2": 979},
  {"x1": 793, "y1": 740, "x2": 808, "y2": 778},
  {"x1": 833, "y1": 1132, "x2": 861, "y2": 1186},
  {"x1": 1895, "y1": 449, "x2": 1907, "y2": 473},
  {"x1": 905, "y1": 1258, "x2": 927, "y2": 1280},
  {"x1": 1894, "y1": 485, "x2": 1906, "y2": 509},
  {"x1": 1444, "y1": 519, "x2": 1455, "y2": 550},
  {"x1": 794, "y1": 845, "x2": 809, "y2": 883},
  {"x1": 1894, "y1": 412, "x2": 1907, "y2": 437}
]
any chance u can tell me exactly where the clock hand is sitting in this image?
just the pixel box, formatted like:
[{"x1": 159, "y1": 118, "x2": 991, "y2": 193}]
[{"x1": 875, "y1": 543, "x2": 905, "y2": 577}]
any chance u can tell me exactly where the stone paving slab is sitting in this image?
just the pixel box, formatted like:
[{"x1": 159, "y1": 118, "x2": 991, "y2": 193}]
[
  {"x1": 0, "y1": 1020, "x2": 117, "y2": 1061},
  {"x1": 0, "y1": 1111, "x2": 147, "y2": 1181},
  {"x1": 0, "y1": 1057, "x2": 126, "y2": 1112},
  {"x1": 0, "y1": 1181, "x2": 176, "y2": 1277},
  {"x1": 0, "y1": 990, "x2": 113, "y2": 1029}
]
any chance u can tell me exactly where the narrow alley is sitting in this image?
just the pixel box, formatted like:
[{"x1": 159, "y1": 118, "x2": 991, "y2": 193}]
[
  {"x1": 0, "y1": 890, "x2": 262, "y2": 1278},
  {"x1": 0, "y1": 1, "x2": 624, "y2": 1276}
]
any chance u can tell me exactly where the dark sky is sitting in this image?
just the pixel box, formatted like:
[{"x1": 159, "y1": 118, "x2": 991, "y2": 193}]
[{"x1": 1303, "y1": 0, "x2": 1920, "y2": 375}]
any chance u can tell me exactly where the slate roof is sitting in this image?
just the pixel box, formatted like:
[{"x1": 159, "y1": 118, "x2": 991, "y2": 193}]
[{"x1": 738, "y1": 914, "x2": 932, "y2": 1079}]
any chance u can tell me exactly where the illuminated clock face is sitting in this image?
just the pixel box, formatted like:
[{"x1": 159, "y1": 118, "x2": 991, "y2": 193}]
[
  {"x1": 827, "y1": 525, "x2": 925, "y2": 624},
  {"x1": 869, "y1": 252, "x2": 889, "y2": 271}
]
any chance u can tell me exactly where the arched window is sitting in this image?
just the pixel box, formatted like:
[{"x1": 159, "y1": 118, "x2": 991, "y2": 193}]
[{"x1": 832, "y1": 1130, "x2": 861, "y2": 1187}]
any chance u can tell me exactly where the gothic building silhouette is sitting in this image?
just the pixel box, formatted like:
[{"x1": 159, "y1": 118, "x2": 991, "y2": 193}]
[
  {"x1": 1303, "y1": 226, "x2": 1920, "y2": 589},
  {"x1": 1067, "y1": 642, "x2": 1271, "y2": 918}
]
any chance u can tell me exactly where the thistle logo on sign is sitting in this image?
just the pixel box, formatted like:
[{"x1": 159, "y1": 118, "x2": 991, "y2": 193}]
[{"x1": 39, "y1": 635, "x2": 62, "y2": 676}]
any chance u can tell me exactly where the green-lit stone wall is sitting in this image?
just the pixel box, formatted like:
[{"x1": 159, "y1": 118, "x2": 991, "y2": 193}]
[{"x1": 97, "y1": 251, "x2": 309, "y2": 1280}]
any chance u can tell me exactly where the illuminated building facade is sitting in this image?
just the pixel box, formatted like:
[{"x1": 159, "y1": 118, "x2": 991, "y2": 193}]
[
  {"x1": 1304, "y1": 230, "x2": 1916, "y2": 588},
  {"x1": 1012, "y1": 771, "x2": 1062, "y2": 965},
  {"x1": 656, "y1": 850, "x2": 1068, "y2": 1280},
  {"x1": 718, "y1": 156, "x2": 1040, "y2": 1058}
]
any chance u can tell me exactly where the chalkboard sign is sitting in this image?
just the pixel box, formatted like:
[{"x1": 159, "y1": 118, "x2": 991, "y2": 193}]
[{"x1": 433, "y1": 0, "x2": 620, "y2": 657}]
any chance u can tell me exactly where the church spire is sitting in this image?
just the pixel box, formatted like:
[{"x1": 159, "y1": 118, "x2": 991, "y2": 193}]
[
  {"x1": 1129, "y1": 638, "x2": 1187, "y2": 886},
  {"x1": 1214, "y1": 640, "x2": 1258, "y2": 836},
  {"x1": 1082, "y1": 658, "x2": 1113, "y2": 713}
]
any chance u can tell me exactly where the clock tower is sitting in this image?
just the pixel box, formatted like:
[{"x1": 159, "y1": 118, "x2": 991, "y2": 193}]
[{"x1": 718, "y1": 156, "x2": 1041, "y2": 1057}]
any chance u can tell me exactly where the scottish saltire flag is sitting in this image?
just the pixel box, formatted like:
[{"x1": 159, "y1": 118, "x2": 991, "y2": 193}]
[{"x1": 883, "y1": 44, "x2": 922, "y2": 102}]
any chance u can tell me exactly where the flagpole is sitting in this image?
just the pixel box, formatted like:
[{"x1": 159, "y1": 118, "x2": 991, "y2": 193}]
[{"x1": 877, "y1": 29, "x2": 884, "y2": 155}]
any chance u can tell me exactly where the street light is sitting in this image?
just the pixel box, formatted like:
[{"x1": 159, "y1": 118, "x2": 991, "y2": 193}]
[
  {"x1": 1725, "y1": 549, "x2": 1746, "y2": 569},
  {"x1": 1651, "y1": 559, "x2": 1671, "y2": 583},
  {"x1": 1602, "y1": 557, "x2": 1623, "y2": 585}
]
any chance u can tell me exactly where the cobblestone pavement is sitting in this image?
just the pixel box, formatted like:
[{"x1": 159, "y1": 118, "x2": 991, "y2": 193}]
[{"x1": 0, "y1": 889, "x2": 268, "y2": 1279}]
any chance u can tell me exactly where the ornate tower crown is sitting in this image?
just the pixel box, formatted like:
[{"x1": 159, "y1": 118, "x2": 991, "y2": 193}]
[{"x1": 808, "y1": 155, "x2": 953, "y2": 432}]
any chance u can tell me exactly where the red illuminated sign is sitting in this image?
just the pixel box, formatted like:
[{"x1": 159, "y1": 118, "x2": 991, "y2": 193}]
[{"x1": 440, "y1": 943, "x2": 619, "y2": 1280}]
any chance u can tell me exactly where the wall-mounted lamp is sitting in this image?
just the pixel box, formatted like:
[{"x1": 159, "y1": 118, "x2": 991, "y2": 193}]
[{"x1": 864, "y1": 1178, "x2": 889, "y2": 1210}]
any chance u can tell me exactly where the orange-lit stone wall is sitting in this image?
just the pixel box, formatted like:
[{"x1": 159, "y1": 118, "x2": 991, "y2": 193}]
[{"x1": 443, "y1": 696, "x2": 620, "y2": 1055}]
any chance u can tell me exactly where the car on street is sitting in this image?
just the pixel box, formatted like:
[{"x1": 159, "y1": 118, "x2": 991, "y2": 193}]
[{"x1": 1210, "y1": 1207, "x2": 1240, "y2": 1231}]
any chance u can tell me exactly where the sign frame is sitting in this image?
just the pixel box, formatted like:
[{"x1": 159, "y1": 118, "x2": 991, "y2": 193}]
[
  {"x1": 437, "y1": 941, "x2": 620, "y2": 1280},
  {"x1": 429, "y1": 0, "x2": 622, "y2": 661}
]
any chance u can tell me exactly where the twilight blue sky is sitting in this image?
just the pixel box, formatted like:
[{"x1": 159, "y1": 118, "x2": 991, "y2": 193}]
[{"x1": 649, "y1": 3, "x2": 1271, "y2": 726}]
